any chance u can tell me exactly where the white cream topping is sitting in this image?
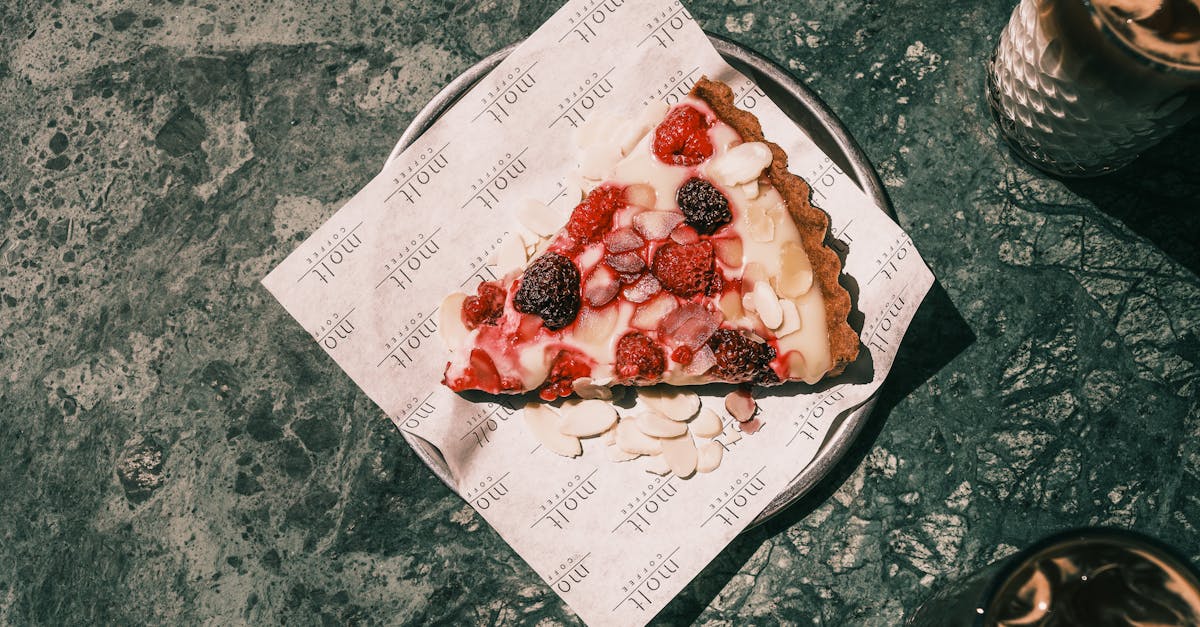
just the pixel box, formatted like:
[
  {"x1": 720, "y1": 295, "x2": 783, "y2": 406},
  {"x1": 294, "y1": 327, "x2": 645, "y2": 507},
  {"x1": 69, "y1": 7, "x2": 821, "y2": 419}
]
[
  {"x1": 610, "y1": 97, "x2": 832, "y2": 384},
  {"x1": 705, "y1": 164, "x2": 833, "y2": 383},
  {"x1": 444, "y1": 96, "x2": 834, "y2": 390}
]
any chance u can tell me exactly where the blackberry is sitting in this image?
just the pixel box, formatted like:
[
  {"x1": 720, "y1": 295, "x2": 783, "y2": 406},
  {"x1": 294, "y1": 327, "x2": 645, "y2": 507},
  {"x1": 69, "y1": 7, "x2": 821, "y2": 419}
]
[
  {"x1": 676, "y1": 178, "x2": 731, "y2": 235},
  {"x1": 513, "y1": 252, "x2": 581, "y2": 330},
  {"x1": 707, "y1": 328, "x2": 779, "y2": 384}
]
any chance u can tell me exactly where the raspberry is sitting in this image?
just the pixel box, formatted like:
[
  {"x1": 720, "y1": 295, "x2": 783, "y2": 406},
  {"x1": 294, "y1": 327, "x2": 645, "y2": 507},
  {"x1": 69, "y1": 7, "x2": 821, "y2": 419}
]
[
  {"x1": 615, "y1": 332, "x2": 666, "y2": 383},
  {"x1": 676, "y1": 178, "x2": 731, "y2": 235},
  {"x1": 652, "y1": 105, "x2": 713, "y2": 166},
  {"x1": 444, "y1": 348, "x2": 521, "y2": 394},
  {"x1": 707, "y1": 329, "x2": 779, "y2": 384},
  {"x1": 461, "y1": 281, "x2": 506, "y2": 329},
  {"x1": 539, "y1": 350, "x2": 593, "y2": 400},
  {"x1": 513, "y1": 252, "x2": 582, "y2": 330},
  {"x1": 565, "y1": 185, "x2": 626, "y2": 244},
  {"x1": 671, "y1": 345, "x2": 694, "y2": 365},
  {"x1": 651, "y1": 241, "x2": 716, "y2": 298}
]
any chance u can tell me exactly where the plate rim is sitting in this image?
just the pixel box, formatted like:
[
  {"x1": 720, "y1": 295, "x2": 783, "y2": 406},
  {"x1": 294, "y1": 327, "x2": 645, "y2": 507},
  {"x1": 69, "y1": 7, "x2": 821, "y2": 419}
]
[{"x1": 389, "y1": 32, "x2": 890, "y2": 528}]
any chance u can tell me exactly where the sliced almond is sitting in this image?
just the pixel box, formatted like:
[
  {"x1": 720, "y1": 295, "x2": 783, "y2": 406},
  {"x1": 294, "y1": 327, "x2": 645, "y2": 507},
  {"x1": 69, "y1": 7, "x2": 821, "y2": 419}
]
[
  {"x1": 437, "y1": 292, "x2": 470, "y2": 349},
  {"x1": 577, "y1": 244, "x2": 604, "y2": 269},
  {"x1": 745, "y1": 201, "x2": 776, "y2": 242},
  {"x1": 603, "y1": 227, "x2": 645, "y2": 253},
  {"x1": 575, "y1": 113, "x2": 616, "y2": 149},
  {"x1": 670, "y1": 224, "x2": 700, "y2": 244},
  {"x1": 712, "y1": 236, "x2": 744, "y2": 268},
  {"x1": 752, "y1": 282, "x2": 783, "y2": 329},
  {"x1": 740, "y1": 180, "x2": 760, "y2": 200},
  {"x1": 622, "y1": 273, "x2": 662, "y2": 303},
  {"x1": 574, "y1": 305, "x2": 618, "y2": 349},
  {"x1": 633, "y1": 210, "x2": 684, "y2": 241},
  {"x1": 719, "y1": 290, "x2": 744, "y2": 321},
  {"x1": 725, "y1": 388, "x2": 757, "y2": 423},
  {"x1": 523, "y1": 404, "x2": 582, "y2": 457},
  {"x1": 579, "y1": 144, "x2": 622, "y2": 181},
  {"x1": 517, "y1": 346, "x2": 551, "y2": 390},
  {"x1": 495, "y1": 232, "x2": 528, "y2": 272},
  {"x1": 616, "y1": 418, "x2": 662, "y2": 455},
  {"x1": 776, "y1": 298, "x2": 802, "y2": 337},
  {"x1": 528, "y1": 233, "x2": 553, "y2": 259},
  {"x1": 564, "y1": 172, "x2": 588, "y2": 204},
  {"x1": 617, "y1": 119, "x2": 653, "y2": 156},
  {"x1": 559, "y1": 399, "x2": 618, "y2": 437},
  {"x1": 572, "y1": 377, "x2": 614, "y2": 400},
  {"x1": 635, "y1": 410, "x2": 688, "y2": 438},
  {"x1": 784, "y1": 351, "x2": 808, "y2": 380},
  {"x1": 631, "y1": 293, "x2": 678, "y2": 330},
  {"x1": 660, "y1": 434, "x2": 698, "y2": 477},
  {"x1": 639, "y1": 388, "x2": 701, "y2": 421},
  {"x1": 707, "y1": 142, "x2": 773, "y2": 187},
  {"x1": 684, "y1": 345, "x2": 717, "y2": 376},
  {"x1": 606, "y1": 444, "x2": 641, "y2": 462},
  {"x1": 639, "y1": 100, "x2": 671, "y2": 127},
  {"x1": 741, "y1": 292, "x2": 757, "y2": 314},
  {"x1": 696, "y1": 439, "x2": 724, "y2": 473},
  {"x1": 777, "y1": 241, "x2": 815, "y2": 298},
  {"x1": 605, "y1": 251, "x2": 645, "y2": 274},
  {"x1": 739, "y1": 418, "x2": 764, "y2": 434},
  {"x1": 517, "y1": 199, "x2": 562, "y2": 237},
  {"x1": 690, "y1": 408, "x2": 724, "y2": 438},
  {"x1": 626, "y1": 183, "x2": 657, "y2": 209},
  {"x1": 742, "y1": 261, "x2": 768, "y2": 289},
  {"x1": 644, "y1": 455, "x2": 671, "y2": 476},
  {"x1": 583, "y1": 265, "x2": 620, "y2": 307}
]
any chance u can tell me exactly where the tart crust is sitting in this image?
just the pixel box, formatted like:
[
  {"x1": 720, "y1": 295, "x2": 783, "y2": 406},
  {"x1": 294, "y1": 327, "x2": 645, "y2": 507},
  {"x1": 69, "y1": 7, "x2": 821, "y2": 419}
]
[{"x1": 691, "y1": 76, "x2": 860, "y2": 377}]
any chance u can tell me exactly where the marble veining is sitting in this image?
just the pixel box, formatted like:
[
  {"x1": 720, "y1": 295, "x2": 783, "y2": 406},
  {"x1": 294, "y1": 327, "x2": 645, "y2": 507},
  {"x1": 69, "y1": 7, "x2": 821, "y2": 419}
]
[{"x1": 1, "y1": 0, "x2": 1197, "y2": 624}]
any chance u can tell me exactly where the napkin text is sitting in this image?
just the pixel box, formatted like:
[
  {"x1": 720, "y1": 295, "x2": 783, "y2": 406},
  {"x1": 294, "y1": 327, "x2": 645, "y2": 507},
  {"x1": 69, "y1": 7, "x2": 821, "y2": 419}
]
[
  {"x1": 378, "y1": 307, "x2": 439, "y2": 370},
  {"x1": 615, "y1": 549, "x2": 681, "y2": 612},
  {"x1": 638, "y1": 3, "x2": 693, "y2": 49},
  {"x1": 376, "y1": 230, "x2": 442, "y2": 291},
  {"x1": 464, "y1": 150, "x2": 529, "y2": 211},
  {"x1": 703, "y1": 468, "x2": 767, "y2": 527},
  {"x1": 476, "y1": 64, "x2": 539, "y2": 125},
  {"x1": 550, "y1": 70, "x2": 616, "y2": 129},
  {"x1": 559, "y1": 0, "x2": 625, "y2": 44},
  {"x1": 532, "y1": 470, "x2": 600, "y2": 531},
  {"x1": 387, "y1": 143, "x2": 450, "y2": 205},
  {"x1": 300, "y1": 223, "x2": 364, "y2": 286},
  {"x1": 613, "y1": 476, "x2": 679, "y2": 534}
]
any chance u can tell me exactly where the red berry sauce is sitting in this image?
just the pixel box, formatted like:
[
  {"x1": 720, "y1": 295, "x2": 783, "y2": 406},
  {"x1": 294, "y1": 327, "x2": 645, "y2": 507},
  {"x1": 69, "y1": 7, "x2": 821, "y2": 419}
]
[
  {"x1": 461, "y1": 281, "x2": 506, "y2": 329},
  {"x1": 539, "y1": 349, "x2": 595, "y2": 401}
]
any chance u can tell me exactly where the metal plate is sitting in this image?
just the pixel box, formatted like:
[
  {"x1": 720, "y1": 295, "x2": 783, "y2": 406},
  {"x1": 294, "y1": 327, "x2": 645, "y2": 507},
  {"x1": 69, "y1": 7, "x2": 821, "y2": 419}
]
[{"x1": 387, "y1": 33, "x2": 890, "y2": 528}]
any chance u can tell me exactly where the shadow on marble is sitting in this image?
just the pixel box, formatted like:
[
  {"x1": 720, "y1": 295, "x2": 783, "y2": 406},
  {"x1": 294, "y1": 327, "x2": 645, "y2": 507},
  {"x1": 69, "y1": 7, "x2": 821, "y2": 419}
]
[
  {"x1": 653, "y1": 280, "x2": 974, "y2": 624},
  {"x1": 1062, "y1": 118, "x2": 1200, "y2": 278}
]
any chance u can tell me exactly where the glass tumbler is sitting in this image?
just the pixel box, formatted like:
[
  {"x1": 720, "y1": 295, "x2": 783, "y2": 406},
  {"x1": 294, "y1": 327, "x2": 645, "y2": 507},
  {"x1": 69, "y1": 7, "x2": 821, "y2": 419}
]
[
  {"x1": 987, "y1": 0, "x2": 1200, "y2": 177},
  {"x1": 908, "y1": 527, "x2": 1200, "y2": 626}
]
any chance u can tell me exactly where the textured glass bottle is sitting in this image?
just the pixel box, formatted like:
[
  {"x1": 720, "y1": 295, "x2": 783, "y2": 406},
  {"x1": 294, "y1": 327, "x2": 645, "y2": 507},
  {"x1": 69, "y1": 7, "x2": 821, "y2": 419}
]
[
  {"x1": 987, "y1": 0, "x2": 1200, "y2": 177},
  {"x1": 908, "y1": 528, "x2": 1200, "y2": 626}
]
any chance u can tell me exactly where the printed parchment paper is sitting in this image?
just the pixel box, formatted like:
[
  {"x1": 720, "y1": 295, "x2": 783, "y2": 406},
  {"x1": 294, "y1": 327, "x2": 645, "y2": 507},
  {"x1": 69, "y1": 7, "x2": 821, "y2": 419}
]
[{"x1": 262, "y1": 1, "x2": 935, "y2": 624}]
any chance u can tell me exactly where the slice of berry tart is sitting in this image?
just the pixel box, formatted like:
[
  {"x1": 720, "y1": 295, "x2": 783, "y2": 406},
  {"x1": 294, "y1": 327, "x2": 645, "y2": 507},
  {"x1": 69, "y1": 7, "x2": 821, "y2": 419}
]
[{"x1": 441, "y1": 77, "x2": 859, "y2": 401}]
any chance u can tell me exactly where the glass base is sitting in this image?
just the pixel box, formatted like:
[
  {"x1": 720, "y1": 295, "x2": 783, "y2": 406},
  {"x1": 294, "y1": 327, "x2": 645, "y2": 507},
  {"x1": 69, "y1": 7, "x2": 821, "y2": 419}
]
[{"x1": 986, "y1": 68, "x2": 1131, "y2": 179}]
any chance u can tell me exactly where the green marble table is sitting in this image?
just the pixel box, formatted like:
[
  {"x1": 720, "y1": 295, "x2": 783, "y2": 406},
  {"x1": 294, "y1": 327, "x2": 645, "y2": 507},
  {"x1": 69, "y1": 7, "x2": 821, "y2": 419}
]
[{"x1": 2, "y1": 0, "x2": 1198, "y2": 624}]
